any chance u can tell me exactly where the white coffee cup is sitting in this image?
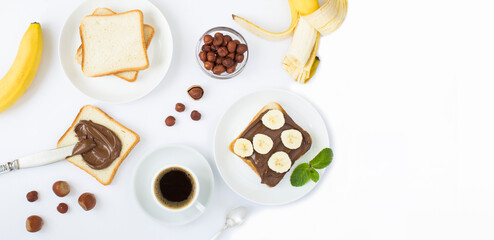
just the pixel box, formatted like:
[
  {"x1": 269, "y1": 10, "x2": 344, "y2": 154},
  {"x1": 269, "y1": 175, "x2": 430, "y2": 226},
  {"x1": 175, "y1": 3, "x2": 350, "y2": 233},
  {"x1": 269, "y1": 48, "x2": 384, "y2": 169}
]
[{"x1": 152, "y1": 165, "x2": 205, "y2": 212}]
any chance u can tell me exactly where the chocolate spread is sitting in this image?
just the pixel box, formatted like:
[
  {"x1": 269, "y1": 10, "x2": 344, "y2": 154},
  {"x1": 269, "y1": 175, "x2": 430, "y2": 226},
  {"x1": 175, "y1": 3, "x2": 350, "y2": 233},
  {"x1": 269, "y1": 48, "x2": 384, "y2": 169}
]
[
  {"x1": 72, "y1": 120, "x2": 122, "y2": 170},
  {"x1": 239, "y1": 111, "x2": 312, "y2": 187}
]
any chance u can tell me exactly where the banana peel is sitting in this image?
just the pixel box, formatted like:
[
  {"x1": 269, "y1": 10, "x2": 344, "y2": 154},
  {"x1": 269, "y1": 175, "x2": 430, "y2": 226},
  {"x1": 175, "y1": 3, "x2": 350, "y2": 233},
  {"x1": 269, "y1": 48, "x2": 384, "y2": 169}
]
[{"x1": 233, "y1": 0, "x2": 347, "y2": 84}]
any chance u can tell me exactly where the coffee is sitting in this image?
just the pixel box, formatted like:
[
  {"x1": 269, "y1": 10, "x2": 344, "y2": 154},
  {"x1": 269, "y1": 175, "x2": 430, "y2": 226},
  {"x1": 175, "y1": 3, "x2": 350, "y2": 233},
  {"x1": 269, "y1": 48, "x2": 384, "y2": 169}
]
[{"x1": 153, "y1": 167, "x2": 196, "y2": 209}]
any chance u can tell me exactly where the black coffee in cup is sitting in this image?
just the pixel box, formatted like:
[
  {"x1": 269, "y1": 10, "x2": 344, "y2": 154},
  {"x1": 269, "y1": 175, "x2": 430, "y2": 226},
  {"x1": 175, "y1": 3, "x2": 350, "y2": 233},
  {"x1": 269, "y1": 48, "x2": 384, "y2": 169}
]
[{"x1": 154, "y1": 167, "x2": 196, "y2": 209}]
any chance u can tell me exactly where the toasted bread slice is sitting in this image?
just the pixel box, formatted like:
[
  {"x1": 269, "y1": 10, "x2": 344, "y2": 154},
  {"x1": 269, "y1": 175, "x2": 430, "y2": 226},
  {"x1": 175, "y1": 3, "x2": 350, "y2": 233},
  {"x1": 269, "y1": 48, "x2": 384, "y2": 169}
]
[
  {"x1": 80, "y1": 10, "x2": 149, "y2": 77},
  {"x1": 229, "y1": 102, "x2": 312, "y2": 187},
  {"x1": 57, "y1": 105, "x2": 140, "y2": 185},
  {"x1": 75, "y1": 8, "x2": 155, "y2": 82}
]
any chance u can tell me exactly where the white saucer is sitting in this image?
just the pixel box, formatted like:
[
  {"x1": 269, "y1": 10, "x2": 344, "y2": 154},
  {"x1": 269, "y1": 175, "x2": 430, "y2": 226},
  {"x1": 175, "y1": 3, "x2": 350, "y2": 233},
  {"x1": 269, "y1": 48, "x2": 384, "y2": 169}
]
[
  {"x1": 133, "y1": 144, "x2": 214, "y2": 225},
  {"x1": 214, "y1": 89, "x2": 330, "y2": 205},
  {"x1": 59, "y1": 0, "x2": 173, "y2": 103}
]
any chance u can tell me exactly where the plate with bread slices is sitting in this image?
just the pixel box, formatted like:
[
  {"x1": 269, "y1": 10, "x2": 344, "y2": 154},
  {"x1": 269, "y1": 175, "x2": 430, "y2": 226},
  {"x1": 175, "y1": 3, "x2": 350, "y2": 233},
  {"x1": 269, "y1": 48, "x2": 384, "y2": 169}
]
[
  {"x1": 59, "y1": 0, "x2": 173, "y2": 103},
  {"x1": 214, "y1": 89, "x2": 330, "y2": 205}
]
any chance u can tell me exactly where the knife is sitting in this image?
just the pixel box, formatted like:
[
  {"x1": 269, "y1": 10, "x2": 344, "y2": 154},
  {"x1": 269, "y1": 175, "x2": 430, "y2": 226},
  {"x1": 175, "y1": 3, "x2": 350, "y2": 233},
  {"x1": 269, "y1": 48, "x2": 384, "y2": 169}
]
[{"x1": 0, "y1": 144, "x2": 75, "y2": 174}]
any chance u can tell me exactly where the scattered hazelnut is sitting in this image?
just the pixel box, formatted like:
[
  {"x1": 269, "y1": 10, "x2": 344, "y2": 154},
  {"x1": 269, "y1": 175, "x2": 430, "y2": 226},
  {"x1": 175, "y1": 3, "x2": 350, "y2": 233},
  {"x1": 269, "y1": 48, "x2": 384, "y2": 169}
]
[
  {"x1": 199, "y1": 51, "x2": 207, "y2": 62},
  {"x1": 52, "y1": 181, "x2": 70, "y2": 197},
  {"x1": 227, "y1": 41, "x2": 237, "y2": 53},
  {"x1": 215, "y1": 57, "x2": 224, "y2": 65},
  {"x1": 165, "y1": 116, "x2": 176, "y2": 126},
  {"x1": 202, "y1": 44, "x2": 211, "y2": 52},
  {"x1": 203, "y1": 35, "x2": 213, "y2": 45},
  {"x1": 212, "y1": 65, "x2": 226, "y2": 75},
  {"x1": 206, "y1": 51, "x2": 216, "y2": 62},
  {"x1": 227, "y1": 52, "x2": 235, "y2": 59},
  {"x1": 26, "y1": 215, "x2": 43, "y2": 233},
  {"x1": 235, "y1": 54, "x2": 245, "y2": 63},
  {"x1": 217, "y1": 47, "x2": 228, "y2": 57},
  {"x1": 236, "y1": 44, "x2": 248, "y2": 54},
  {"x1": 213, "y1": 35, "x2": 223, "y2": 46},
  {"x1": 222, "y1": 58, "x2": 235, "y2": 67},
  {"x1": 175, "y1": 103, "x2": 185, "y2": 112},
  {"x1": 191, "y1": 110, "x2": 202, "y2": 121},
  {"x1": 26, "y1": 191, "x2": 38, "y2": 202},
  {"x1": 204, "y1": 61, "x2": 214, "y2": 70},
  {"x1": 78, "y1": 193, "x2": 96, "y2": 211},
  {"x1": 188, "y1": 86, "x2": 204, "y2": 100},
  {"x1": 226, "y1": 65, "x2": 236, "y2": 74},
  {"x1": 57, "y1": 203, "x2": 68, "y2": 214}
]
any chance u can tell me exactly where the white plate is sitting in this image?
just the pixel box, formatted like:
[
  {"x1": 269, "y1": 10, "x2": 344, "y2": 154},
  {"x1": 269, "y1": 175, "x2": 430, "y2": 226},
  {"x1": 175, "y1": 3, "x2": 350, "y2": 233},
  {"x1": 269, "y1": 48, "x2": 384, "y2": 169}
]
[
  {"x1": 133, "y1": 144, "x2": 214, "y2": 225},
  {"x1": 59, "y1": 0, "x2": 173, "y2": 103},
  {"x1": 214, "y1": 89, "x2": 330, "y2": 205}
]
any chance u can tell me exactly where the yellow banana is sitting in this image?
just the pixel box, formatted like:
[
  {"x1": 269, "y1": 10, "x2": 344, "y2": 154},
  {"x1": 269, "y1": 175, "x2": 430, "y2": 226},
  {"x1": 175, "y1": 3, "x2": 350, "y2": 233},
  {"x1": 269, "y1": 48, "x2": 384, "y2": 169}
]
[{"x1": 0, "y1": 23, "x2": 43, "y2": 114}]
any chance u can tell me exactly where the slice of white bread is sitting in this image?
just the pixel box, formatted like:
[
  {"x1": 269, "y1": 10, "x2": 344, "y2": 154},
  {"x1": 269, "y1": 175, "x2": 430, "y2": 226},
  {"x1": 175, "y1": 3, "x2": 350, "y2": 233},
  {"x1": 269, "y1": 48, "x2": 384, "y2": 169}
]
[
  {"x1": 75, "y1": 8, "x2": 155, "y2": 82},
  {"x1": 80, "y1": 10, "x2": 149, "y2": 77},
  {"x1": 57, "y1": 105, "x2": 140, "y2": 185}
]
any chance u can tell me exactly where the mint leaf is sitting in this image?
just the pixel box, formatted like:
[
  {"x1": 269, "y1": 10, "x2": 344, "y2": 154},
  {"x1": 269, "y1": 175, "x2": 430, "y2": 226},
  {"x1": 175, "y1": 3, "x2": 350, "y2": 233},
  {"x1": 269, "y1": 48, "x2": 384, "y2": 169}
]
[
  {"x1": 308, "y1": 167, "x2": 319, "y2": 182},
  {"x1": 290, "y1": 163, "x2": 310, "y2": 187},
  {"x1": 310, "y1": 148, "x2": 333, "y2": 169}
]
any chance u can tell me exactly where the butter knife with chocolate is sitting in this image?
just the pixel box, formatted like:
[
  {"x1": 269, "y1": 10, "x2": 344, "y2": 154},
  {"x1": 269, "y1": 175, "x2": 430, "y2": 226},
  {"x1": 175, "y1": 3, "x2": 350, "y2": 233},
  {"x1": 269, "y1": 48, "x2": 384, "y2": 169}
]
[{"x1": 229, "y1": 102, "x2": 312, "y2": 187}]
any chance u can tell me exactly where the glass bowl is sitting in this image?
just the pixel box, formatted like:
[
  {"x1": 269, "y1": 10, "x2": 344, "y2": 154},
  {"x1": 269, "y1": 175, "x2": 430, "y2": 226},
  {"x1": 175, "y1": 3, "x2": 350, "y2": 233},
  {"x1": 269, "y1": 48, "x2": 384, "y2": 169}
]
[{"x1": 196, "y1": 27, "x2": 249, "y2": 79}]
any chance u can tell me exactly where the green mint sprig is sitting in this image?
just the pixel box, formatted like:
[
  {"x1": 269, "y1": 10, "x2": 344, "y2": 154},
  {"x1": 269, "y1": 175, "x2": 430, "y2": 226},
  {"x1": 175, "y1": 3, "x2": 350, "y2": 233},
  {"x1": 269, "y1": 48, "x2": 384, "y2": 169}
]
[{"x1": 290, "y1": 148, "x2": 333, "y2": 187}]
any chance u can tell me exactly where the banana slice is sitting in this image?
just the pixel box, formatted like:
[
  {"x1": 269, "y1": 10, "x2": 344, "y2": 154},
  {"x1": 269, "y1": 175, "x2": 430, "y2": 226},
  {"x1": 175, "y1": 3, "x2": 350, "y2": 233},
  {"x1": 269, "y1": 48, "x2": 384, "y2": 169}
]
[
  {"x1": 233, "y1": 138, "x2": 254, "y2": 157},
  {"x1": 261, "y1": 110, "x2": 285, "y2": 130},
  {"x1": 253, "y1": 134, "x2": 274, "y2": 154},
  {"x1": 268, "y1": 151, "x2": 292, "y2": 173},
  {"x1": 281, "y1": 129, "x2": 303, "y2": 149}
]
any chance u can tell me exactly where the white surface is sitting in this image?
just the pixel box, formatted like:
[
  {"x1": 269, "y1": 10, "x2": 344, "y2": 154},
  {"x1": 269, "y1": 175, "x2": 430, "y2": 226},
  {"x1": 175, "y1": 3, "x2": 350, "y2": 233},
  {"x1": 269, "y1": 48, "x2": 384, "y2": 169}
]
[
  {"x1": 214, "y1": 89, "x2": 329, "y2": 205},
  {"x1": 59, "y1": 0, "x2": 173, "y2": 103},
  {"x1": 133, "y1": 144, "x2": 213, "y2": 225},
  {"x1": 0, "y1": 0, "x2": 492, "y2": 239}
]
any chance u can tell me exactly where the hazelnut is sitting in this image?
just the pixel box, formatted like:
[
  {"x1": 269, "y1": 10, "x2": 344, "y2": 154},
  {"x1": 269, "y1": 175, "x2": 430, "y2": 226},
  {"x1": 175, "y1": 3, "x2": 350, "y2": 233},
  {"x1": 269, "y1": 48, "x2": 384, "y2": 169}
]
[
  {"x1": 191, "y1": 110, "x2": 202, "y2": 121},
  {"x1": 175, "y1": 103, "x2": 185, "y2": 112},
  {"x1": 52, "y1": 181, "x2": 70, "y2": 197},
  {"x1": 224, "y1": 35, "x2": 232, "y2": 43},
  {"x1": 211, "y1": 44, "x2": 218, "y2": 51},
  {"x1": 215, "y1": 57, "x2": 224, "y2": 65},
  {"x1": 187, "y1": 85, "x2": 204, "y2": 100},
  {"x1": 26, "y1": 191, "x2": 38, "y2": 202},
  {"x1": 233, "y1": 39, "x2": 240, "y2": 45},
  {"x1": 214, "y1": 32, "x2": 224, "y2": 38},
  {"x1": 235, "y1": 54, "x2": 245, "y2": 63},
  {"x1": 78, "y1": 193, "x2": 96, "y2": 211},
  {"x1": 212, "y1": 65, "x2": 226, "y2": 75},
  {"x1": 202, "y1": 44, "x2": 211, "y2": 52},
  {"x1": 227, "y1": 52, "x2": 235, "y2": 59},
  {"x1": 199, "y1": 51, "x2": 207, "y2": 62},
  {"x1": 213, "y1": 35, "x2": 223, "y2": 46},
  {"x1": 206, "y1": 51, "x2": 216, "y2": 62},
  {"x1": 165, "y1": 116, "x2": 176, "y2": 126},
  {"x1": 26, "y1": 215, "x2": 43, "y2": 233},
  {"x1": 217, "y1": 47, "x2": 228, "y2": 57},
  {"x1": 57, "y1": 203, "x2": 68, "y2": 214},
  {"x1": 204, "y1": 61, "x2": 214, "y2": 70},
  {"x1": 227, "y1": 41, "x2": 237, "y2": 53},
  {"x1": 226, "y1": 65, "x2": 236, "y2": 74},
  {"x1": 236, "y1": 44, "x2": 248, "y2": 54},
  {"x1": 203, "y1": 35, "x2": 213, "y2": 45},
  {"x1": 222, "y1": 58, "x2": 235, "y2": 68}
]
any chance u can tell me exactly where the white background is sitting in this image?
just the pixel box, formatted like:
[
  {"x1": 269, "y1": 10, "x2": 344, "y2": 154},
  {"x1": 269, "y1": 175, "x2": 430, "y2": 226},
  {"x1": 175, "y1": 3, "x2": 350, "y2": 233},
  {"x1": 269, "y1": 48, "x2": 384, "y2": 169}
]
[{"x1": 0, "y1": 0, "x2": 492, "y2": 239}]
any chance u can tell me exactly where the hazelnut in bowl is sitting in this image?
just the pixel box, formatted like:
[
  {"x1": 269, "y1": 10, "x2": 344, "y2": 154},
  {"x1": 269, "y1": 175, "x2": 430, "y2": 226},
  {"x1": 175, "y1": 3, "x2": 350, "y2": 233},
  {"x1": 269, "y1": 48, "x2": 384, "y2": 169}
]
[{"x1": 196, "y1": 27, "x2": 248, "y2": 79}]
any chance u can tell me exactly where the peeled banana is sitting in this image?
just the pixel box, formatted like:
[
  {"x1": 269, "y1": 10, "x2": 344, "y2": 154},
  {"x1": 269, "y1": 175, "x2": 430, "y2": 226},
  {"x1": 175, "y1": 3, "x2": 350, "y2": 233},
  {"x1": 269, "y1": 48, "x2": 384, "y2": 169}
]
[
  {"x1": 0, "y1": 23, "x2": 43, "y2": 113},
  {"x1": 233, "y1": 0, "x2": 347, "y2": 84}
]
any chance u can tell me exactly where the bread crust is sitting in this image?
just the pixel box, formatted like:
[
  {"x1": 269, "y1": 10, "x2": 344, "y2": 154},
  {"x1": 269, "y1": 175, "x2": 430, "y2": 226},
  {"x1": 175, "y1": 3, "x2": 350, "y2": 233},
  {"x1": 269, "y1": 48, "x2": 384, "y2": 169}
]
[
  {"x1": 229, "y1": 102, "x2": 309, "y2": 188},
  {"x1": 80, "y1": 10, "x2": 149, "y2": 77},
  {"x1": 57, "y1": 105, "x2": 140, "y2": 185}
]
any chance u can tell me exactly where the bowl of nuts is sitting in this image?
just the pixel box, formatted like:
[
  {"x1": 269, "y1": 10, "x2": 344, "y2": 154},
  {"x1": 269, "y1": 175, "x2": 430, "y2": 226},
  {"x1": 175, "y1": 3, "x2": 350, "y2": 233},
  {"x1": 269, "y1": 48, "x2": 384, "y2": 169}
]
[{"x1": 196, "y1": 27, "x2": 248, "y2": 79}]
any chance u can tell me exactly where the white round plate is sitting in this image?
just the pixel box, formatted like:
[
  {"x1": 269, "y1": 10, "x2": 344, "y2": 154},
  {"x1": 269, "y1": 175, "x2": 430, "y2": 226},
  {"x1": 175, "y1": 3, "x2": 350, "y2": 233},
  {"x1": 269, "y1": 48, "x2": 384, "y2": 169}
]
[
  {"x1": 214, "y1": 89, "x2": 330, "y2": 205},
  {"x1": 59, "y1": 0, "x2": 173, "y2": 103},
  {"x1": 133, "y1": 144, "x2": 214, "y2": 225}
]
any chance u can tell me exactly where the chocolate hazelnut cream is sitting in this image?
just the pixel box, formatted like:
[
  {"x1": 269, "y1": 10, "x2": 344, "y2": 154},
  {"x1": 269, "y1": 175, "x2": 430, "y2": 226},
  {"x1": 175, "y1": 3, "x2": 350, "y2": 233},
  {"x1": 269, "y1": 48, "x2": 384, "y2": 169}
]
[
  {"x1": 71, "y1": 120, "x2": 122, "y2": 170},
  {"x1": 239, "y1": 111, "x2": 312, "y2": 187}
]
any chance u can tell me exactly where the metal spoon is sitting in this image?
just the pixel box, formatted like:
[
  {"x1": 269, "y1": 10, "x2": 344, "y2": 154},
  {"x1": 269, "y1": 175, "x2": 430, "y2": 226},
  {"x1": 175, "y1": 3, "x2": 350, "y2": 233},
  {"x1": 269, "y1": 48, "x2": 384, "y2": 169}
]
[{"x1": 211, "y1": 206, "x2": 248, "y2": 240}]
